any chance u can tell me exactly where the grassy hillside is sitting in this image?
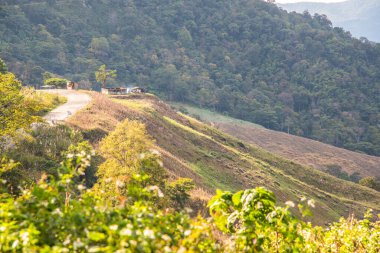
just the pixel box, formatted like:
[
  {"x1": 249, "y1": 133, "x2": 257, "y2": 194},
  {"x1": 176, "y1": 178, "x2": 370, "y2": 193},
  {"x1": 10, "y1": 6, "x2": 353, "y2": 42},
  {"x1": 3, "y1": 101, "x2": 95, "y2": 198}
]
[
  {"x1": 1, "y1": 0, "x2": 380, "y2": 156},
  {"x1": 171, "y1": 103, "x2": 380, "y2": 180},
  {"x1": 67, "y1": 93, "x2": 380, "y2": 225}
]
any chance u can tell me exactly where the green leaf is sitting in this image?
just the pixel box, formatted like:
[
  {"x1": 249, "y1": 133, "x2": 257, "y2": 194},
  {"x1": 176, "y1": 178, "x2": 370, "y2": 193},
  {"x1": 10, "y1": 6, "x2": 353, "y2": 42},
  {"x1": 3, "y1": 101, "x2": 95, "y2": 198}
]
[
  {"x1": 88, "y1": 231, "x2": 106, "y2": 242},
  {"x1": 232, "y1": 191, "x2": 243, "y2": 207}
]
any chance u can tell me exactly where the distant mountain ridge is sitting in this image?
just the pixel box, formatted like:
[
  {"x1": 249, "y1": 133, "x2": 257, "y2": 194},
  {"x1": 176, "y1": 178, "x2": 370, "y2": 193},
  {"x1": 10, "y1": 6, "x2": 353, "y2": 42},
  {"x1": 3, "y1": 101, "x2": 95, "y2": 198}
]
[{"x1": 278, "y1": 0, "x2": 380, "y2": 42}]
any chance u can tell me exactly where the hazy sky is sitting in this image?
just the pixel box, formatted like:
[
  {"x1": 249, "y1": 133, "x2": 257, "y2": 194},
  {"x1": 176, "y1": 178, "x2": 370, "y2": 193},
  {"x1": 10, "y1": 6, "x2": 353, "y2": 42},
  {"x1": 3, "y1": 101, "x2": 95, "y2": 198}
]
[{"x1": 276, "y1": 0, "x2": 347, "y2": 3}]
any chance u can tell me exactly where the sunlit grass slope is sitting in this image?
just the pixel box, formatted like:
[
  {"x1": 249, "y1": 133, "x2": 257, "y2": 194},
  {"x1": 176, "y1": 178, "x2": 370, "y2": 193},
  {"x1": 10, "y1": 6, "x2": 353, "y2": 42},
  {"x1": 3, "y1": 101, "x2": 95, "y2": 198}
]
[
  {"x1": 170, "y1": 102, "x2": 380, "y2": 180},
  {"x1": 68, "y1": 93, "x2": 380, "y2": 225}
]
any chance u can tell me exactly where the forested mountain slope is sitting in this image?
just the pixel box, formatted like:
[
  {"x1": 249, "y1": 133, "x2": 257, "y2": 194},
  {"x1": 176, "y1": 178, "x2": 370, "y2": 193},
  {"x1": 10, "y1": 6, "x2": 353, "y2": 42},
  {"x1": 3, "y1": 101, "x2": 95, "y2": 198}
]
[
  {"x1": 278, "y1": 0, "x2": 380, "y2": 42},
  {"x1": 1, "y1": 0, "x2": 380, "y2": 156}
]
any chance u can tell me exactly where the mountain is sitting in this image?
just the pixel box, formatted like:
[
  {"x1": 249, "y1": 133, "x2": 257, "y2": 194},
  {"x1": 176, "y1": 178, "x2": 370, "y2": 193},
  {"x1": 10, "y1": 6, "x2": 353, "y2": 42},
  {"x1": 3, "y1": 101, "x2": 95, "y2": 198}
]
[
  {"x1": 1, "y1": 0, "x2": 380, "y2": 156},
  {"x1": 278, "y1": 0, "x2": 380, "y2": 42},
  {"x1": 66, "y1": 92, "x2": 380, "y2": 224}
]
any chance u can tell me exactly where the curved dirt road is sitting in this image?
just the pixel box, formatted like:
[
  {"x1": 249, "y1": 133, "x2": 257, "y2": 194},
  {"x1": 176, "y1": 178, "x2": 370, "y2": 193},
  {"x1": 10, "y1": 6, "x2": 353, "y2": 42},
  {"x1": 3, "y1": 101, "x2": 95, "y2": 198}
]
[{"x1": 41, "y1": 89, "x2": 92, "y2": 124}]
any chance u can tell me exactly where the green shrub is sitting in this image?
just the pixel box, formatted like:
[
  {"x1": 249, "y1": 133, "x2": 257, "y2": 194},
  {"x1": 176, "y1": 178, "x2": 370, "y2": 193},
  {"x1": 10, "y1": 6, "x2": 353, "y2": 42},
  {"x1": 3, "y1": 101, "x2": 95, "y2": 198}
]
[
  {"x1": 167, "y1": 178, "x2": 195, "y2": 209},
  {"x1": 209, "y1": 188, "x2": 380, "y2": 252},
  {"x1": 359, "y1": 177, "x2": 380, "y2": 192},
  {"x1": 21, "y1": 87, "x2": 67, "y2": 116},
  {"x1": 3, "y1": 125, "x2": 94, "y2": 195}
]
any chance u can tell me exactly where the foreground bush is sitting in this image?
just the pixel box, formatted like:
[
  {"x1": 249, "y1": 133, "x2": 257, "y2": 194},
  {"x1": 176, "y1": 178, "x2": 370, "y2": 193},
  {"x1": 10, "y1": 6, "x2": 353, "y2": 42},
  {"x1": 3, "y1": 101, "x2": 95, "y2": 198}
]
[
  {"x1": 0, "y1": 148, "x2": 217, "y2": 252},
  {"x1": 1, "y1": 145, "x2": 379, "y2": 252},
  {"x1": 2, "y1": 125, "x2": 90, "y2": 196},
  {"x1": 210, "y1": 189, "x2": 380, "y2": 252}
]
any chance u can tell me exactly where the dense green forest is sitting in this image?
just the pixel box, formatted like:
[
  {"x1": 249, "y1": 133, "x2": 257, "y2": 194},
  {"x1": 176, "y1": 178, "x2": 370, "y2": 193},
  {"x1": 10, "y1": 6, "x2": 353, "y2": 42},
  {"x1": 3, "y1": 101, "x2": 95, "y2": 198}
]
[{"x1": 1, "y1": 0, "x2": 380, "y2": 156}]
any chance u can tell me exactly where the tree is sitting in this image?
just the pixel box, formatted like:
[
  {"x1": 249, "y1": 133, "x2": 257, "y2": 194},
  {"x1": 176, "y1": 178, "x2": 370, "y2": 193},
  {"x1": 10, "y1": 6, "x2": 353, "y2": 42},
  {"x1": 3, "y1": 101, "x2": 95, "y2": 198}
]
[
  {"x1": 95, "y1": 65, "x2": 117, "y2": 88},
  {"x1": 3, "y1": 0, "x2": 380, "y2": 156},
  {"x1": 98, "y1": 119, "x2": 154, "y2": 173},
  {"x1": 0, "y1": 58, "x2": 7, "y2": 74},
  {"x1": 78, "y1": 80, "x2": 92, "y2": 90},
  {"x1": 89, "y1": 37, "x2": 110, "y2": 57},
  {"x1": 94, "y1": 119, "x2": 168, "y2": 204},
  {"x1": 178, "y1": 27, "x2": 193, "y2": 47},
  {"x1": 359, "y1": 177, "x2": 380, "y2": 191},
  {"x1": 94, "y1": 119, "x2": 196, "y2": 208},
  {"x1": 167, "y1": 178, "x2": 195, "y2": 209},
  {"x1": 42, "y1": 71, "x2": 54, "y2": 81},
  {"x1": 44, "y1": 77, "x2": 67, "y2": 88},
  {"x1": 0, "y1": 72, "x2": 38, "y2": 139}
]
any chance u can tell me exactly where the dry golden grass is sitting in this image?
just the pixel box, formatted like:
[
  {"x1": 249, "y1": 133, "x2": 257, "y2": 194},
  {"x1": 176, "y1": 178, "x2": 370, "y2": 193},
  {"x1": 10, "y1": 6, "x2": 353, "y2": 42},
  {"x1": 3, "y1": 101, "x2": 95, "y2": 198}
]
[
  {"x1": 190, "y1": 187, "x2": 214, "y2": 202},
  {"x1": 188, "y1": 187, "x2": 215, "y2": 217}
]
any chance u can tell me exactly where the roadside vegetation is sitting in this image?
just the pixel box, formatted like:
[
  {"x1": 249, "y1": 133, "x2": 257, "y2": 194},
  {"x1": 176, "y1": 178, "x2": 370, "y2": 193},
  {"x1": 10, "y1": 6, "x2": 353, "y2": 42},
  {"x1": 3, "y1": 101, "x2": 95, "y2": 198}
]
[{"x1": 0, "y1": 60, "x2": 66, "y2": 140}]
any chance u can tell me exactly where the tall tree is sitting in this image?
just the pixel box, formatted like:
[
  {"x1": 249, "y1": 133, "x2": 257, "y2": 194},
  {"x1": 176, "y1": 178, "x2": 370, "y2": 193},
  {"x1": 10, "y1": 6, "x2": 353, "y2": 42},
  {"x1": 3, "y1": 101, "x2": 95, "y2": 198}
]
[
  {"x1": 94, "y1": 119, "x2": 168, "y2": 204},
  {"x1": 0, "y1": 72, "x2": 37, "y2": 139},
  {"x1": 95, "y1": 65, "x2": 117, "y2": 88}
]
